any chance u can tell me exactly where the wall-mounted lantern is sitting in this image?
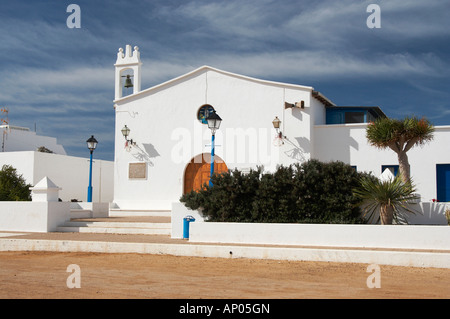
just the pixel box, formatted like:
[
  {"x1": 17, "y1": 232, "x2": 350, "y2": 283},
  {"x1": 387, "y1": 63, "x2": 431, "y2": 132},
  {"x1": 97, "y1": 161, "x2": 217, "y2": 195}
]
[
  {"x1": 272, "y1": 116, "x2": 282, "y2": 136},
  {"x1": 272, "y1": 116, "x2": 285, "y2": 145},
  {"x1": 121, "y1": 125, "x2": 136, "y2": 147}
]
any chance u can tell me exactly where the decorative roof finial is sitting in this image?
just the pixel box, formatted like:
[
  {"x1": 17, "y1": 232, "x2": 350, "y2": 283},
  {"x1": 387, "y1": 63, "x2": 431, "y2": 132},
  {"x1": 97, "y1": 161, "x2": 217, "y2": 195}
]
[{"x1": 115, "y1": 44, "x2": 141, "y2": 66}]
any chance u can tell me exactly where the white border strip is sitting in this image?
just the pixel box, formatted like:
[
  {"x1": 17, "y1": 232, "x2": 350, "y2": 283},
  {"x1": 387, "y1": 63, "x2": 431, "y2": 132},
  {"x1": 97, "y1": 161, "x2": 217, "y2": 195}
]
[{"x1": 0, "y1": 238, "x2": 449, "y2": 269}]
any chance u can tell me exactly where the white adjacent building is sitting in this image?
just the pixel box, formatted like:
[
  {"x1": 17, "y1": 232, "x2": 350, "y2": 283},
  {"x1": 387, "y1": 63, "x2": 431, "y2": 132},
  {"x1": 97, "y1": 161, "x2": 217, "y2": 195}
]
[
  {"x1": 0, "y1": 124, "x2": 66, "y2": 155},
  {"x1": 0, "y1": 125, "x2": 113, "y2": 203},
  {"x1": 112, "y1": 45, "x2": 450, "y2": 220}
]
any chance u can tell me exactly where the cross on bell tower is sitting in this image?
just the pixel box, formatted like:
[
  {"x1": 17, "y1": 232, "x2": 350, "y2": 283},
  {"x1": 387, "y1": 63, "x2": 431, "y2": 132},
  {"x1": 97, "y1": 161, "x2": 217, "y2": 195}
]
[{"x1": 114, "y1": 45, "x2": 142, "y2": 100}]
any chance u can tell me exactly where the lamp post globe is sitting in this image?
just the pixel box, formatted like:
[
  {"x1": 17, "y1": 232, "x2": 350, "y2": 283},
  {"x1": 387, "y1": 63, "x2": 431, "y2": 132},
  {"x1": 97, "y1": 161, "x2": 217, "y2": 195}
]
[
  {"x1": 86, "y1": 135, "x2": 98, "y2": 153},
  {"x1": 206, "y1": 110, "x2": 222, "y2": 135}
]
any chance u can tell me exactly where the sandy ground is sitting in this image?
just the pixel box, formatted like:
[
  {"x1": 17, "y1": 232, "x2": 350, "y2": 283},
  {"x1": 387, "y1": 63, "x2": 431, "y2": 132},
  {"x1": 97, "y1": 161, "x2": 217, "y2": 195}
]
[{"x1": 0, "y1": 251, "x2": 448, "y2": 299}]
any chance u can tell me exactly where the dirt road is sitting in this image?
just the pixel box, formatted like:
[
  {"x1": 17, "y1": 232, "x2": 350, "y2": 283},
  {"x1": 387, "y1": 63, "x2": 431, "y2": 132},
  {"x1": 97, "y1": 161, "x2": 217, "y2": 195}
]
[{"x1": 0, "y1": 251, "x2": 448, "y2": 299}]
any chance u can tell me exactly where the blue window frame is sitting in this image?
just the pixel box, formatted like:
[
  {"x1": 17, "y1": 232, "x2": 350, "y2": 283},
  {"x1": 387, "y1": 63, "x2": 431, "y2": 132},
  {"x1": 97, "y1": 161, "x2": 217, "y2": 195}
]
[
  {"x1": 436, "y1": 164, "x2": 450, "y2": 202},
  {"x1": 325, "y1": 107, "x2": 383, "y2": 125},
  {"x1": 326, "y1": 108, "x2": 367, "y2": 124},
  {"x1": 381, "y1": 165, "x2": 399, "y2": 176}
]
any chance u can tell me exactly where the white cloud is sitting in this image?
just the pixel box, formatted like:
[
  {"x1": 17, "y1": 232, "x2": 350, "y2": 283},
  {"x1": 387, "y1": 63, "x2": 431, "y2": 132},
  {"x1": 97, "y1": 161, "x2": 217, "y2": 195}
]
[
  {"x1": 0, "y1": 66, "x2": 113, "y2": 108},
  {"x1": 139, "y1": 49, "x2": 447, "y2": 88},
  {"x1": 8, "y1": 66, "x2": 113, "y2": 89}
]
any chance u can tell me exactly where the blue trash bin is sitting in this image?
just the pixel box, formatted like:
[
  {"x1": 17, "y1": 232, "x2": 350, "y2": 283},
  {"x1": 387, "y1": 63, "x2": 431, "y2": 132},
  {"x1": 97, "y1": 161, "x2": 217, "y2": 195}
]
[{"x1": 183, "y1": 215, "x2": 195, "y2": 239}]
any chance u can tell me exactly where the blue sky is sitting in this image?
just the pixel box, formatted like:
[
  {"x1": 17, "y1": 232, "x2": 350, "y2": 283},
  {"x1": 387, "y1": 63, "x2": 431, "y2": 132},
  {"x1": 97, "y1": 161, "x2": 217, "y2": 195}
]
[{"x1": 1, "y1": 0, "x2": 449, "y2": 161}]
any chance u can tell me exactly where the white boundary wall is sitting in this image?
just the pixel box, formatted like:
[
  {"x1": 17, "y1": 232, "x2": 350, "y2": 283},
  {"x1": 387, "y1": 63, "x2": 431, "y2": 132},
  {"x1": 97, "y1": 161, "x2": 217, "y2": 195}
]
[
  {"x1": 172, "y1": 201, "x2": 448, "y2": 239},
  {"x1": 189, "y1": 222, "x2": 450, "y2": 251},
  {"x1": 0, "y1": 202, "x2": 70, "y2": 232}
]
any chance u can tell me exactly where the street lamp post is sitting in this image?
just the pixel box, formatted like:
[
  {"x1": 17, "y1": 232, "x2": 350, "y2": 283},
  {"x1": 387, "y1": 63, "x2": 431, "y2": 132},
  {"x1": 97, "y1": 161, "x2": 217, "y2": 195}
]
[
  {"x1": 205, "y1": 110, "x2": 222, "y2": 187},
  {"x1": 86, "y1": 135, "x2": 98, "y2": 202}
]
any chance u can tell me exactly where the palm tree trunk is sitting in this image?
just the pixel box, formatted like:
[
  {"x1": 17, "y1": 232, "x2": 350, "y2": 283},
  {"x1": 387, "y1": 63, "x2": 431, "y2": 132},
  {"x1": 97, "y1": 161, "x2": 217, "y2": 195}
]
[
  {"x1": 380, "y1": 204, "x2": 394, "y2": 225},
  {"x1": 397, "y1": 151, "x2": 410, "y2": 184}
]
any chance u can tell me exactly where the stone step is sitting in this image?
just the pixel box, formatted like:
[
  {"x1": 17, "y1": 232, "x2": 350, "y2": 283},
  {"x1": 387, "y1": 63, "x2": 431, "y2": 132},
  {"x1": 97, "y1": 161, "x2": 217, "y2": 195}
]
[
  {"x1": 62, "y1": 221, "x2": 171, "y2": 228},
  {"x1": 72, "y1": 216, "x2": 171, "y2": 223},
  {"x1": 70, "y1": 209, "x2": 93, "y2": 219},
  {"x1": 108, "y1": 209, "x2": 171, "y2": 217},
  {"x1": 56, "y1": 219, "x2": 171, "y2": 235},
  {"x1": 56, "y1": 226, "x2": 171, "y2": 235}
]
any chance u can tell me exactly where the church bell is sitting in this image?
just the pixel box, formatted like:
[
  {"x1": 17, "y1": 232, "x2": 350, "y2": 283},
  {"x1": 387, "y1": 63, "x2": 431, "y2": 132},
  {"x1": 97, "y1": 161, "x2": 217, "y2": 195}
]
[{"x1": 124, "y1": 75, "x2": 133, "y2": 88}]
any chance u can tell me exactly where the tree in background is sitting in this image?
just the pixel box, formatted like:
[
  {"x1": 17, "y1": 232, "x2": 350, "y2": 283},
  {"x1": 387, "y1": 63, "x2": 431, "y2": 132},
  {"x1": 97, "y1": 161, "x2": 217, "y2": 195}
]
[
  {"x1": 366, "y1": 116, "x2": 434, "y2": 183},
  {"x1": 0, "y1": 165, "x2": 31, "y2": 201}
]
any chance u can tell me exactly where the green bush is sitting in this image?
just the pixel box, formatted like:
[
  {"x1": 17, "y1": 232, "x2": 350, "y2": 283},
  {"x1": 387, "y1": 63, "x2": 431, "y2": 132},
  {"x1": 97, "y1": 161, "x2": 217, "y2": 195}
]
[
  {"x1": 0, "y1": 165, "x2": 32, "y2": 201},
  {"x1": 180, "y1": 159, "x2": 370, "y2": 224},
  {"x1": 180, "y1": 167, "x2": 261, "y2": 222}
]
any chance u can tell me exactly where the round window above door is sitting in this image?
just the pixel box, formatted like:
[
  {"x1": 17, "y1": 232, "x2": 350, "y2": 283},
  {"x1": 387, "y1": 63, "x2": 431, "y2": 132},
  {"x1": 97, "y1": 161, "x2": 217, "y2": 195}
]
[{"x1": 197, "y1": 104, "x2": 215, "y2": 124}]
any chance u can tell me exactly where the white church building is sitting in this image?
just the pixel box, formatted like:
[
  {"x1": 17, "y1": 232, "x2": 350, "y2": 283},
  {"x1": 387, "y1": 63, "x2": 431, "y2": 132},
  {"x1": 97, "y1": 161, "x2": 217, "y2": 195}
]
[{"x1": 111, "y1": 45, "x2": 450, "y2": 221}]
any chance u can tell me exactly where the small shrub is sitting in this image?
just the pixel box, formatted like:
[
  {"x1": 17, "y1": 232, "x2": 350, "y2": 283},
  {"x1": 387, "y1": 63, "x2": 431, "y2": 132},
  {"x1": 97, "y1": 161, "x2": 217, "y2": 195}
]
[{"x1": 36, "y1": 146, "x2": 54, "y2": 153}]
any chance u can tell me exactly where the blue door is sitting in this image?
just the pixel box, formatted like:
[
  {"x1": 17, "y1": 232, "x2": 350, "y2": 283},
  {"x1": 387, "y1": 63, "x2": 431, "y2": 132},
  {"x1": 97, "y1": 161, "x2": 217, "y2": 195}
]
[{"x1": 436, "y1": 164, "x2": 450, "y2": 202}]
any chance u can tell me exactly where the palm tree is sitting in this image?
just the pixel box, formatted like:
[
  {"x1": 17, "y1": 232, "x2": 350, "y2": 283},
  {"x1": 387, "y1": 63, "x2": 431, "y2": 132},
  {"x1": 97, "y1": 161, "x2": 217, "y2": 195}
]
[
  {"x1": 366, "y1": 117, "x2": 434, "y2": 183},
  {"x1": 354, "y1": 174, "x2": 419, "y2": 225}
]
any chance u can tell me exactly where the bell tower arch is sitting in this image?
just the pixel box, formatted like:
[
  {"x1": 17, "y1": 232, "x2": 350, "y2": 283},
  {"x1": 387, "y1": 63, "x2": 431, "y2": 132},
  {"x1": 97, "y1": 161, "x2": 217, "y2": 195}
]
[{"x1": 114, "y1": 44, "x2": 142, "y2": 100}]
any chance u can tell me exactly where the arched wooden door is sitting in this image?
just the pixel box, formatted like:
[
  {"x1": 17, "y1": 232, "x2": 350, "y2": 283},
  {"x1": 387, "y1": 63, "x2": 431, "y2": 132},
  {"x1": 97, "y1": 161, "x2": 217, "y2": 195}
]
[{"x1": 184, "y1": 154, "x2": 228, "y2": 194}]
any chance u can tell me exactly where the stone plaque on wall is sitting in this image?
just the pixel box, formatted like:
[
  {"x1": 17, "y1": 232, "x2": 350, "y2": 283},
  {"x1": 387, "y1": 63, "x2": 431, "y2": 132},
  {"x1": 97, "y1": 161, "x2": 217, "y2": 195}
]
[{"x1": 129, "y1": 163, "x2": 147, "y2": 179}]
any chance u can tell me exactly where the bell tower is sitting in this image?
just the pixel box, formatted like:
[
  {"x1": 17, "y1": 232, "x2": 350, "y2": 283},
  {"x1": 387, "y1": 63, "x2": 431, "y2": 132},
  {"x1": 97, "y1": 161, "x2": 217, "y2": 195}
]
[{"x1": 114, "y1": 45, "x2": 142, "y2": 100}]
